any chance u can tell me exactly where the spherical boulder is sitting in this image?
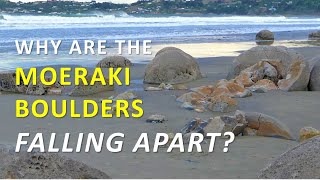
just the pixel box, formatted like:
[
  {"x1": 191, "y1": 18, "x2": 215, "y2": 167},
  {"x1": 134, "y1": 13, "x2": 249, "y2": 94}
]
[
  {"x1": 309, "y1": 57, "x2": 320, "y2": 91},
  {"x1": 256, "y1": 30, "x2": 275, "y2": 45},
  {"x1": 227, "y1": 46, "x2": 304, "y2": 79},
  {"x1": 259, "y1": 136, "x2": 320, "y2": 178},
  {"x1": 308, "y1": 30, "x2": 320, "y2": 40},
  {"x1": 144, "y1": 47, "x2": 202, "y2": 84},
  {"x1": 96, "y1": 56, "x2": 132, "y2": 68}
]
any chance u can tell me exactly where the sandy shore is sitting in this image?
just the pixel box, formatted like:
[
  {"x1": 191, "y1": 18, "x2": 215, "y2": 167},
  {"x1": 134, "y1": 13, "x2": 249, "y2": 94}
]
[
  {"x1": 0, "y1": 44, "x2": 319, "y2": 178},
  {"x1": 151, "y1": 40, "x2": 319, "y2": 58}
]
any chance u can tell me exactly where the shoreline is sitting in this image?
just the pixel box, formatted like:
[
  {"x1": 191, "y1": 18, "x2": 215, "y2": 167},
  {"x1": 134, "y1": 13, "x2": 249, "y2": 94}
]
[{"x1": 1, "y1": 39, "x2": 319, "y2": 72}]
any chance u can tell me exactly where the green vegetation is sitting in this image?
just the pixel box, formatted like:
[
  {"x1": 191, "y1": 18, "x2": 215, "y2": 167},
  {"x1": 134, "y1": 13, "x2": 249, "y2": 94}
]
[{"x1": 0, "y1": 0, "x2": 320, "y2": 16}]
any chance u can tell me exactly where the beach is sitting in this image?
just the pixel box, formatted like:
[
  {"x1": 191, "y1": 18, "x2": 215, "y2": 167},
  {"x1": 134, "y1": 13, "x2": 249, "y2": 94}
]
[{"x1": 0, "y1": 40, "x2": 319, "y2": 178}]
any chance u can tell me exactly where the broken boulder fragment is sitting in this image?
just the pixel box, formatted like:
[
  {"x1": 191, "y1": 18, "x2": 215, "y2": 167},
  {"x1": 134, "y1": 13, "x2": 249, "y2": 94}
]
[{"x1": 146, "y1": 114, "x2": 167, "y2": 123}]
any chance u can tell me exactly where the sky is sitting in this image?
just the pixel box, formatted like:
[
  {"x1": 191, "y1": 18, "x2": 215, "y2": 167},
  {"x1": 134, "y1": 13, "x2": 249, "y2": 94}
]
[{"x1": 10, "y1": 0, "x2": 138, "y2": 3}]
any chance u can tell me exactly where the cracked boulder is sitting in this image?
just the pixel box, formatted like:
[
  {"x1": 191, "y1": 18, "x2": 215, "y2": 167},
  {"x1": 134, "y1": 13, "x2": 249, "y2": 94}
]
[
  {"x1": 227, "y1": 46, "x2": 304, "y2": 79},
  {"x1": 244, "y1": 112, "x2": 294, "y2": 140},
  {"x1": 259, "y1": 136, "x2": 320, "y2": 178},
  {"x1": 309, "y1": 57, "x2": 320, "y2": 91},
  {"x1": 0, "y1": 144, "x2": 110, "y2": 179},
  {"x1": 144, "y1": 47, "x2": 202, "y2": 84},
  {"x1": 278, "y1": 60, "x2": 310, "y2": 91}
]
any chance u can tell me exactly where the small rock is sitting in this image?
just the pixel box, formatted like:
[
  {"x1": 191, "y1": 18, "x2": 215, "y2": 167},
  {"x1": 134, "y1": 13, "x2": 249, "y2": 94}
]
[
  {"x1": 146, "y1": 114, "x2": 167, "y2": 123},
  {"x1": 195, "y1": 106, "x2": 206, "y2": 113},
  {"x1": 174, "y1": 84, "x2": 188, "y2": 90},
  {"x1": 180, "y1": 118, "x2": 208, "y2": 135},
  {"x1": 249, "y1": 79, "x2": 278, "y2": 93},
  {"x1": 232, "y1": 123, "x2": 247, "y2": 136},
  {"x1": 203, "y1": 117, "x2": 226, "y2": 134},
  {"x1": 145, "y1": 86, "x2": 163, "y2": 91},
  {"x1": 113, "y1": 91, "x2": 137, "y2": 100},
  {"x1": 176, "y1": 92, "x2": 205, "y2": 103},
  {"x1": 47, "y1": 88, "x2": 63, "y2": 95},
  {"x1": 299, "y1": 127, "x2": 320, "y2": 142},
  {"x1": 207, "y1": 95, "x2": 238, "y2": 113},
  {"x1": 243, "y1": 127, "x2": 257, "y2": 136},
  {"x1": 180, "y1": 102, "x2": 194, "y2": 110},
  {"x1": 190, "y1": 85, "x2": 215, "y2": 96}
]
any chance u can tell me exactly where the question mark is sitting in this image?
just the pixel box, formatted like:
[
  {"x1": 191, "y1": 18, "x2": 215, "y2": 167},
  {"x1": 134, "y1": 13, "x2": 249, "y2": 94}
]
[{"x1": 223, "y1": 132, "x2": 235, "y2": 153}]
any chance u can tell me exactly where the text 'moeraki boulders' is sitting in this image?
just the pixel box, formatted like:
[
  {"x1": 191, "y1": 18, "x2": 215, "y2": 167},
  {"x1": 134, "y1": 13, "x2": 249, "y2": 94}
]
[{"x1": 144, "y1": 47, "x2": 202, "y2": 84}]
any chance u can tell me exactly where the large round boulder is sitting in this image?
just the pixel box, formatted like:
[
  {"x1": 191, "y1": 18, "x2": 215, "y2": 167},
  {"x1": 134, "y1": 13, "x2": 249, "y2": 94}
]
[
  {"x1": 256, "y1": 30, "x2": 274, "y2": 45},
  {"x1": 259, "y1": 136, "x2": 320, "y2": 178},
  {"x1": 96, "y1": 56, "x2": 132, "y2": 68},
  {"x1": 227, "y1": 46, "x2": 304, "y2": 79},
  {"x1": 309, "y1": 57, "x2": 320, "y2": 91},
  {"x1": 144, "y1": 47, "x2": 202, "y2": 84},
  {"x1": 0, "y1": 144, "x2": 110, "y2": 179},
  {"x1": 308, "y1": 31, "x2": 320, "y2": 40}
]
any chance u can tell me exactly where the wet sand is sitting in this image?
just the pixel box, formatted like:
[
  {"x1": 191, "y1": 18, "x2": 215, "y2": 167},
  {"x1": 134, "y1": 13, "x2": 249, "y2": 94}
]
[{"x1": 0, "y1": 45, "x2": 319, "y2": 178}]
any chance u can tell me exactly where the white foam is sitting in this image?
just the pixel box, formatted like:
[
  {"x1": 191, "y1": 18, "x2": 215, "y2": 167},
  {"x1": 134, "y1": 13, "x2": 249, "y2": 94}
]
[{"x1": 1, "y1": 14, "x2": 320, "y2": 30}]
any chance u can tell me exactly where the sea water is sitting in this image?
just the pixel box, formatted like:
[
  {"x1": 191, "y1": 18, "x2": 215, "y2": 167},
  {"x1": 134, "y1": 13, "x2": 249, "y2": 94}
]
[{"x1": 0, "y1": 13, "x2": 320, "y2": 70}]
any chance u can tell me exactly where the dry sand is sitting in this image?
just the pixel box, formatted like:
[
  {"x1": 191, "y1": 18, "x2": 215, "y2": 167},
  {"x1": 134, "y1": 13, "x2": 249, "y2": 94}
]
[{"x1": 0, "y1": 44, "x2": 319, "y2": 178}]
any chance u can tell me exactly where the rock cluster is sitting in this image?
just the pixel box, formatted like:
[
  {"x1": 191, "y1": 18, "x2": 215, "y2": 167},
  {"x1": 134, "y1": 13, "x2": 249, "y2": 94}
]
[
  {"x1": 256, "y1": 30, "x2": 274, "y2": 45},
  {"x1": 0, "y1": 144, "x2": 110, "y2": 179},
  {"x1": 144, "y1": 47, "x2": 202, "y2": 84},
  {"x1": 259, "y1": 136, "x2": 320, "y2": 178},
  {"x1": 177, "y1": 56, "x2": 310, "y2": 113},
  {"x1": 180, "y1": 111, "x2": 294, "y2": 140},
  {"x1": 177, "y1": 79, "x2": 252, "y2": 113}
]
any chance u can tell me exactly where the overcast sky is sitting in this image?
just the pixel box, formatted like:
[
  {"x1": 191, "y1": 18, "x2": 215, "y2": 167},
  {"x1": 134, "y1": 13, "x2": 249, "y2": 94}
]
[{"x1": 10, "y1": 0, "x2": 138, "y2": 4}]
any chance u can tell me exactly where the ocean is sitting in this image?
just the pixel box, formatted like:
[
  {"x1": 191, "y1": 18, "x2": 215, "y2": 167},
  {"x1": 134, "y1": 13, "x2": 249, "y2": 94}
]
[{"x1": 0, "y1": 13, "x2": 320, "y2": 70}]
